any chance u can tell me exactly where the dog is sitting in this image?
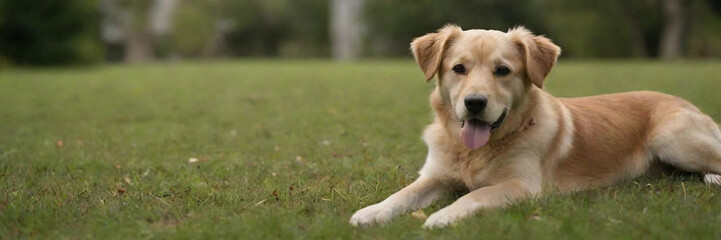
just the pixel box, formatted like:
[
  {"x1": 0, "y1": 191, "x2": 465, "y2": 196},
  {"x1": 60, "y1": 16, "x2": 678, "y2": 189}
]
[{"x1": 349, "y1": 25, "x2": 721, "y2": 228}]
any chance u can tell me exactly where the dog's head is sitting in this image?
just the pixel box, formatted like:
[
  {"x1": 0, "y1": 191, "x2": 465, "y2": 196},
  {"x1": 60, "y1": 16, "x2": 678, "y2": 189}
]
[{"x1": 411, "y1": 25, "x2": 560, "y2": 149}]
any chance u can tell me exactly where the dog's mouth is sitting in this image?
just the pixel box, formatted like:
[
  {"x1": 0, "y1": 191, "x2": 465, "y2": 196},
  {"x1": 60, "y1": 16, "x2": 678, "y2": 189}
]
[{"x1": 459, "y1": 108, "x2": 507, "y2": 149}]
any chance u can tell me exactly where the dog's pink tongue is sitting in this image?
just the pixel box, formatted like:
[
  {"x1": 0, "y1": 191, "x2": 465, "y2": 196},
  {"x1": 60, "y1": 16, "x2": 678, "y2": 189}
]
[{"x1": 461, "y1": 120, "x2": 491, "y2": 149}]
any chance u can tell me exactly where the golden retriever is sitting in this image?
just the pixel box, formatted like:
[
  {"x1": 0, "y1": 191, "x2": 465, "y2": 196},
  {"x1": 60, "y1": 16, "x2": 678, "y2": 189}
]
[{"x1": 350, "y1": 25, "x2": 721, "y2": 228}]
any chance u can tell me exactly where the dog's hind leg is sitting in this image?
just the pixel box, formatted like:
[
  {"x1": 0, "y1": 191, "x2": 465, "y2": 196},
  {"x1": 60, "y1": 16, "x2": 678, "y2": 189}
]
[
  {"x1": 702, "y1": 122, "x2": 721, "y2": 185},
  {"x1": 648, "y1": 110, "x2": 721, "y2": 185}
]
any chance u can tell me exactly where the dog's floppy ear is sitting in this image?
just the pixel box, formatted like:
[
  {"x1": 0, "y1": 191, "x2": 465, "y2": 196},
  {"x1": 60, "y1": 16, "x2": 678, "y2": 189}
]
[
  {"x1": 508, "y1": 26, "x2": 561, "y2": 88},
  {"x1": 411, "y1": 24, "x2": 462, "y2": 81}
]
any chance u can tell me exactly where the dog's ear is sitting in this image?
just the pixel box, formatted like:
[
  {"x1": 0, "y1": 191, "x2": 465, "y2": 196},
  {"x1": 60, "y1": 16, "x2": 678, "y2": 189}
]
[
  {"x1": 508, "y1": 26, "x2": 561, "y2": 88},
  {"x1": 411, "y1": 24, "x2": 462, "y2": 81}
]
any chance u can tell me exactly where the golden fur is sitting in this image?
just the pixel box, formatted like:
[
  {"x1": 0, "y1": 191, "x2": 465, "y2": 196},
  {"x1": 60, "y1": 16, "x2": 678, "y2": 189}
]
[{"x1": 350, "y1": 25, "x2": 721, "y2": 228}]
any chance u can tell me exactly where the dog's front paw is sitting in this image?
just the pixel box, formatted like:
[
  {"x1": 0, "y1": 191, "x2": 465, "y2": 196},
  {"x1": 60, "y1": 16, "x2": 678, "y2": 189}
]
[
  {"x1": 422, "y1": 204, "x2": 473, "y2": 229},
  {"x1": 349, "y1": 203, "x2": 396, "y2": 226}
]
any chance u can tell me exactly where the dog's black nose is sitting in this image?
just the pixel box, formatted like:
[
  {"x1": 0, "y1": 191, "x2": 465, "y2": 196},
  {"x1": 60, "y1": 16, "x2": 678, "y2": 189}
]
[{"x1": 464, "y1": 95, "x2": 488, "y2": 114}]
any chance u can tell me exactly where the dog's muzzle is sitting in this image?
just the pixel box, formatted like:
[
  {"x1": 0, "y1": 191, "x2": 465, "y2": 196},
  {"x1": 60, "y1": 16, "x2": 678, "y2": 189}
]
[
  {"x1": 460, "y1": 108, "x2": 507, "y2": 130},
  {"x1": 459, "y1": 108, "x2": 507, "y2": 149}
]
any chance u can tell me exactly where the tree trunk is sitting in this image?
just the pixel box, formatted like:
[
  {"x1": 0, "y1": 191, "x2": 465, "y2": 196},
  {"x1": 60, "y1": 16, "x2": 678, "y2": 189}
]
[
  {"x1": 330, "y1": 0, "x2": 366, "y2": 61},
  {"x1": 659, "y1": 0, "x2": 686, "y2": 59},
  {"x1": 124, "y1": 0, "x2": 179, "y2": 63},
  {"x1": 125, "y1": 31, "x2": 152, "y2": 63}
]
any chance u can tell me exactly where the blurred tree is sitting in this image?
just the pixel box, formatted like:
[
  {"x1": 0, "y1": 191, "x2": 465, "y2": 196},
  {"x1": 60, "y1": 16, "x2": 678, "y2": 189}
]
[
  {"x1": 222, "y1": 1, "x2": 289, "y2": 57},
  {"x1": 0, "y1": 0, "x2": 103, "y2": 65},
  {"x1": 99, "y1": 0, "x2": 180, "y2": 63},
  {"x1": 331, "y1": 0, "x2": 366, "y2": 60},
  {"x1": 123, "y1": 0, "x2": 153, "y2": 62},
  {"x1": 362, "y1": 0, "x2": 721, "y2": 59},
  {"x1": 99, "y1": 0, "x2": 127, "y2": 61},
  {"x1": 172, "y1": 0, "x2": 221, "y2": 58},
  {"x1": 544, "y1": 0, "x2": 654, "y2": 58},
  {"x1": 659, "y1": 0, "x2": 686, "y2": 59},
  {"x1": 609, "y1": 0, "x2": 663, "y2": 58},
  {"x1": 363, "y1": 0, "x2": 548, "y2": 57},
  {"x1": 4, "y1": 0, "x2": 720, "y2": 64},
  {"x1": 222, "y1": 0, "x2": 329, "y2": 58},
  {"x1": 123, "y1": 0, "x2": 179, "y2": 62},
  {"x1": 687, "y1": 0, "x2": 721, "y2": 57}
]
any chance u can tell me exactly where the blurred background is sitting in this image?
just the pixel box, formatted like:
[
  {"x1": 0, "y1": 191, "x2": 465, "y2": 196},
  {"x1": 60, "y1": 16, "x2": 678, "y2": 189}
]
[{"x1": 1, "y1": 0, "x2": 721, "y2": 66}]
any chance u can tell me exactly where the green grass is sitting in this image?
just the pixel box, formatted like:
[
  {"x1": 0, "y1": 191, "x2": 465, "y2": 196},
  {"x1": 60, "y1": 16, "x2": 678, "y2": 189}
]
[{"x1": 1, "y1": 60, "x2": 721, "y2": 239}]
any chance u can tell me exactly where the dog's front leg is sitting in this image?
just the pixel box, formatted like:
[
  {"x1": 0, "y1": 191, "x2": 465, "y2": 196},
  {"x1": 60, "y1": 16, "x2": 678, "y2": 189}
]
[
  {"x1": 350, "y1": 177, "x2": 448, "y2": 226},
  {"x1": 423, "y1": 179, "x2": 538, "y2": 228}
]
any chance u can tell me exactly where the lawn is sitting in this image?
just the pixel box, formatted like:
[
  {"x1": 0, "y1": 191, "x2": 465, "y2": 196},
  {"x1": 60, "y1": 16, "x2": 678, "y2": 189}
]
[{"x1": 1, "y1": 60, "x2": 721, "y2": 239}]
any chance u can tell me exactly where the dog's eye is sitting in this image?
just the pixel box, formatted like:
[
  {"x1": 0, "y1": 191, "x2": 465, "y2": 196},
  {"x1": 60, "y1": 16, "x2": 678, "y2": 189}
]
[
  {"x1": 494, "y1": 66, "x2": 511, "y2": 77},
  {"x1": 452, "y1": 64, "x2": 466, "y2": 74}
]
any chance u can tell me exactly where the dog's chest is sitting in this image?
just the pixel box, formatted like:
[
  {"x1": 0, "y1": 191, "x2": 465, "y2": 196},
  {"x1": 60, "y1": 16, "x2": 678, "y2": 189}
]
[{"x1": 456, "y1": 150, "x2": 499, "y2": 190}]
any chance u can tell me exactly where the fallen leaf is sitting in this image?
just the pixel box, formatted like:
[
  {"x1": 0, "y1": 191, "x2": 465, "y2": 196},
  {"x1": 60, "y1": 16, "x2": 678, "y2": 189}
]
[
  {"x1": 289, "y1": 185, "x2": 294, "y2": 190},
  {"x1": 124, "y1": 176, "x2": 132, "y2": 185},
  {"x1": 321, "y1": 140, "x2": 331, "y2": 146},
  {"x1": 253, "y1": 199, "x2": 267, "y2": 207},
  {"x1": 117, "y1": 188, "x2": 126, "y2": 193},
  {"x1": 56, "y1": 140, "x2": 64, "y2": 147},
  {"x1": 411, "y1": 209, "x2": 427, "y2": 220},
  {"x1": 114, "y1": 164, "x2": 121, "y2": 169},
  {"x1": 529, "y1": 208, "x2": 544, "y2": 221},
  {"x1": 189, "y1": 158, "x2": 199, "y2": 163}
]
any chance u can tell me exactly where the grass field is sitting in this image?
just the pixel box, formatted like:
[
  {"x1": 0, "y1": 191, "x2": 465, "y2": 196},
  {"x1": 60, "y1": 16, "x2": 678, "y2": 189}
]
[{"x1": 1, "y1": 60, "x2": 721, "y2": 239}]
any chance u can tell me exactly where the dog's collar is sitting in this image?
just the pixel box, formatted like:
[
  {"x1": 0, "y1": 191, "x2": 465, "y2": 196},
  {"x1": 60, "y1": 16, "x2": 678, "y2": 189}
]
[{"x1": 490, "y1": 108, "x2": 508, "y2": 130}]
